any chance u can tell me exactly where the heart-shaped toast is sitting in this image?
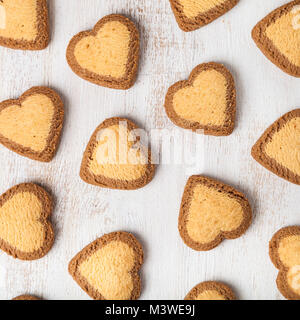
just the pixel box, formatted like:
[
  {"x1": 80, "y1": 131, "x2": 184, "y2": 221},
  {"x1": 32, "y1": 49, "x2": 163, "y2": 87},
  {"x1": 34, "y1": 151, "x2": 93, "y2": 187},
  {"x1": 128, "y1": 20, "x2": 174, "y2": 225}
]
[
  {"x1": 80, "y1": 117, "x2": 155, "y2": 190},
  {"x1": 251, "y1": 109, "x2": 300, "y2": 185},
  {"x1": 169, "y1": 0, "x2": 239, "y2": 31},
  {"x1": 269, "y1": 226, "x2": 300, "y2": 300},
  {"x1": 12, "y1": 295, "x2": 41, "y2": 300},
  {"x1": 69, "y1": 232, "x2": 143, "y2": 300},
  {"x1": 185, "y1": 281, "x2": 236, "y2": 300},
  {"x1": 0, "y1": 0, "x2": 49, "y2": 50},
  {"x1": 165, "y1": 62, "x2": 236, "y2": 136},
  {"x1": 0, "y1": 183, "x2": 54, "y2": 260},
  {"x1": 252, "y1": 0, "x2": 300, "y2": 77},
  {"x1": 66, "y1": 14, "x2": 139, "y2": 90},
  {"x1": 178, "y1": 175, "x2": 252, "y2": 251},
  {"x1": 0, "y1": 87, "x2": 64, "y2": 162}
]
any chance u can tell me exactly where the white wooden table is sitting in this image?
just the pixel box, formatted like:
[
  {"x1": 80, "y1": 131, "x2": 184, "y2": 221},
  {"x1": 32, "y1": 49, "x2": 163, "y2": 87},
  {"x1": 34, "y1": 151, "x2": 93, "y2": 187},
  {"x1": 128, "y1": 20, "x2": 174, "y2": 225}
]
[{"x1": 0, "y1": 0, "x2": 299, "y2": 300}]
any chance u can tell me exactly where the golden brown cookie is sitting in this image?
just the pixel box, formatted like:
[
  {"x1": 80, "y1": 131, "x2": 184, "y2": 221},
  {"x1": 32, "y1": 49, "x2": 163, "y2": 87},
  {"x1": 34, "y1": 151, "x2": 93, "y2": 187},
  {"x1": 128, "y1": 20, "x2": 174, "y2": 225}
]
[
  {"x1": 169, "y1": 0, "x2": 239, "y2": 32},
  {"x1": 164, "y1": 62, "x2": 236, "y2": 136},
  {"x1": 12, "y1": 295, "x2": 41, "y2": 300},
  {"x1": 0, "y1": 183, "x2": 54, "y2": 260},
  {"x1": 80, "y1": 117, "x2": 155, "y2": 190},
  {"x1": 66, "y1": 14, "x2": 139, "y2": 89},
  {"x1": 269, "y1": 226, "x2": 300, "y2": 300},
  {"x1": 0, "y1": 0, "x2": 49, "y2": 50},
  {"x1": 185, "y1": 281, "x2": 236, "y2": 300},
  {"x1": 251, "y1": 109, "x2": 300, "y2": 185},
  {"x1": 178, "y1": 175, "x2": 252, "y2": 251},
  {"x1": 252, "y1": 0, "x2": 300, "y2": 77},
  {"x1": 69, "y1": 231, "x2": 144, "y2": 300},
  {"x1": 0, "y1": 86, "x2": 64, "y2": 162}
]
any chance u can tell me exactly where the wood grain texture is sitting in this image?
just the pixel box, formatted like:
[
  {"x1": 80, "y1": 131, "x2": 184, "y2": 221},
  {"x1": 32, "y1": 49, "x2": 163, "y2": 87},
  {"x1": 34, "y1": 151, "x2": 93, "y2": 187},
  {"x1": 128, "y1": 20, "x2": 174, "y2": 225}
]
[{"x1": 0, "y1": 0, "x2": 299, "y2": 300}]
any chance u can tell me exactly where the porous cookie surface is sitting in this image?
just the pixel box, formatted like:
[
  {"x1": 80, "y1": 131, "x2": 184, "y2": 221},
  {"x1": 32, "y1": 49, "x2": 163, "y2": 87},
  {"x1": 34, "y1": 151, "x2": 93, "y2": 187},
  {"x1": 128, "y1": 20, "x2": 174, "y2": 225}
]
[
  {"x1": 80, "y1": 117, "x2": 155, "y2": 190},
  {"x1": 178, "y1": 175, "x2": 252, "y2": 251},
  {"x1": 0, "y1": 0, "x2": 49, "y2": 50},
  {"x1": 0, "y1": 183, "x2": 54, "y2": 260},
  {"x1": 66, "y1": 14, "x2": 139, "y2": 89},
  {"x1": 252, "y1": 0, "x2": 300, "y2": 77},
  {"x1": 13, "y1": 295, "x2": 41, "y2": 300},
  {"x1": 251, "y1": 109, "x2": 300, "y2": 185},
  {"x1": 69, "y1": 232, "x2": 144, "y2": 300},
  {"x1": 164, "y1": 62, "x2": 236, "y2": 136},
  {"x1": 0, "y1": 87, "x2": 64, "y2": 162},
  {"x1": 185, "y1": 281, "x2": 236, "y2": 300},
  {"x1": 169, "y1": 0, "x2": 239, "y2": 31},
  {"x1": 269, "y1": 226, "x2": 300, "y2": 300}
]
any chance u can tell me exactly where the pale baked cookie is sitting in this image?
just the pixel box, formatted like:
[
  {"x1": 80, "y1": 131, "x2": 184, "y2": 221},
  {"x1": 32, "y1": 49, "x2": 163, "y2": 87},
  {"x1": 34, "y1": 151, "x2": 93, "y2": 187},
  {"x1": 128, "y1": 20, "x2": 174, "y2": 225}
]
[
  {"x1": 252, "y1": 0, "x2": 300, "y2": 77},
  {"x1": 69, "y1": 232, "x2": 144, "y2": 300},
  {"x1": 0, "y1": 183, "x2": 54, "y2": 260},
  {"x1": 169, "y1": 0, "x2": 239, "y2": 31},
  {"x1": 185, "y1": 281, "x2": 236, "y2": 300},
  {"x1": 0, "y1": 0, "x2": 49, "y2": 50},
  {"x1": 269, "y1": 226, "x2": 300, "y2": 300},
  {"x1": 164, "y1": 62, "x2": 236, "y2": 136},
  {"x1": 80, "y1": 117, "x2": 155, "y2": 190},
  {"x1": 66, "y1": 14, "x2": 139, "y2": 89},
  {"x1": 251, "y1": 109, "x2": 300, "y2": 185},
  {"x1": 0, "y1": 87, "x2": 64, "y2": 162},
  {"x1": 12, "y1": 295, "x2": 41, "y2": 300},
  {"x1": 178, "y1": 175, "x2": 252, "y2": 251}
]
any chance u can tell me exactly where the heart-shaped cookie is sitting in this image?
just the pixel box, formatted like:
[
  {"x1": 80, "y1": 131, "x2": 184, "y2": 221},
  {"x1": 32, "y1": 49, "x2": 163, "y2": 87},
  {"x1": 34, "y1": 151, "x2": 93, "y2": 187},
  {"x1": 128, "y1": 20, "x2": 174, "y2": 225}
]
[
  {"x1": 69, "y1": 232, "x2": 143, "y2": 300},
  {"x1": 0, "y1": 87, "x2": 64, "y2": 162},
  {"x1": 169, "y1": 0, "x2": 239, "y2": 31},
  {"x1": 66, "y1": 14, "x2": 139, "y2": 90},
  {"x1": 185, "y1": 281, "x2": 236, "y2": 300},
  {"x1": 165, "y1": 62, "x2": 236, "y2": 136},
  {"x1": 252, "y1": 0, "x2": 300, "y2": 77},
  {"x1": 0, "y1": 183, "x2": 54, "y2": 260},
  {"x1": 269, "y1": 226, "x2": 300, "y2": 300},
  {"x1": 178, "y1": 175, "x2": 252, "y2": 251},
  {"x1": 80, "y1": 117, "x2": 155, "y2": 190},
  {"x1": 12, "y1": 295, "x2": 41, "y2": 300},
  {"x1": 0, "y1": 0, "x2": 49, "y2": 50},
  {"x1": 251, "y1": 109, "x2": 300, "y2": 185}
]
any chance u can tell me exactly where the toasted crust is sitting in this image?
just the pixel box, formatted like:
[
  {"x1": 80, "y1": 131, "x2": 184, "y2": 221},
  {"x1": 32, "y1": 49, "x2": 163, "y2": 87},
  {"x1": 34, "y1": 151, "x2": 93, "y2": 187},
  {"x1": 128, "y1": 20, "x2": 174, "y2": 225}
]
[
  {"x1": 80, "y1": 117, "x2": 156, "y2": 190},
  {"x1": 66, "y1": 14, "x2": 140, "y2": 89},
  {"x1": 269, "y1": 226, "x2": 300, "y2": 300},
  {"x1": 0, "y1": 86, "x2": 64, "y2": 162},
  {"x1": 169, "y1": 0, "x2": 239, "y2": 32},
  {"x1": 164, "y1": 62, "x2": 236, "y2": 136},
  {"x1": 0, "y1": 0, "x2": 49, "y2": 50},
  {"x1": 0, "y1": 183, "x2": 54, "y2": 260},
  {"x1": 178, "y1": 175, "x2": 252, "y2": 251},
  {"x1": 252, "y1": 0, "x2": 300, "y2": 77},
  {"x1": 251, "y1": 109, "x2": 300, "y2": 185},
  {"x1": 68, "y1": 231, "x2": 144, "y2": 300},
  {"x1": 12, "y1": 295, "x2": 41, "y2": 300},
  {"x1": 185, "y1": 281, "x2": 236, "y2": 300}
]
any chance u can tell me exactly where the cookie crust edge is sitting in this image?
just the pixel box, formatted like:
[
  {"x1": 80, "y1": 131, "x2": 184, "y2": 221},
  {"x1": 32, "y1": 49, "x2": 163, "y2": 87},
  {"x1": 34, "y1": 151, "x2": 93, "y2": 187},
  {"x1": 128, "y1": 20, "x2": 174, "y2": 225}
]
[
  {"x1": 164, "y1": 62, "x2": 236, "y2": 136},
  {"x1": 68, "y1": 231, "x2": 144, "y2": 300},
  {"x1": 252, "y1": 0, "x2": 300, "y2": 78},
  {"x1": 251, "y1": 109, "x2": 300, "y2": 185},
  {"x1": 0, "y1": 0, "x2": 49, "y2": 50},
  {"x1": 169, "y1": 0, "x2": 239, "y2": 32},
  {"x1": 0, "y1": 183, "x2": 54, "y2": 260},
  {"x1": 178, "y1": 175, "x2": 252, "y2": 251},
  {"x1": 66, "y1": 14, "x2": 140, "y2": 90},
  {"x1": 185, "y1": 281, "x2": 236, "y2": 300},
  {"x1": 269, "y1": 226, "x2": 300, "y2": 300},
  {"x1": 80, "y1": 117, "x2": 156, "y2": 190},
  {"x1": 0, "y1": 86, "x2": 64, "y2": 162}
]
